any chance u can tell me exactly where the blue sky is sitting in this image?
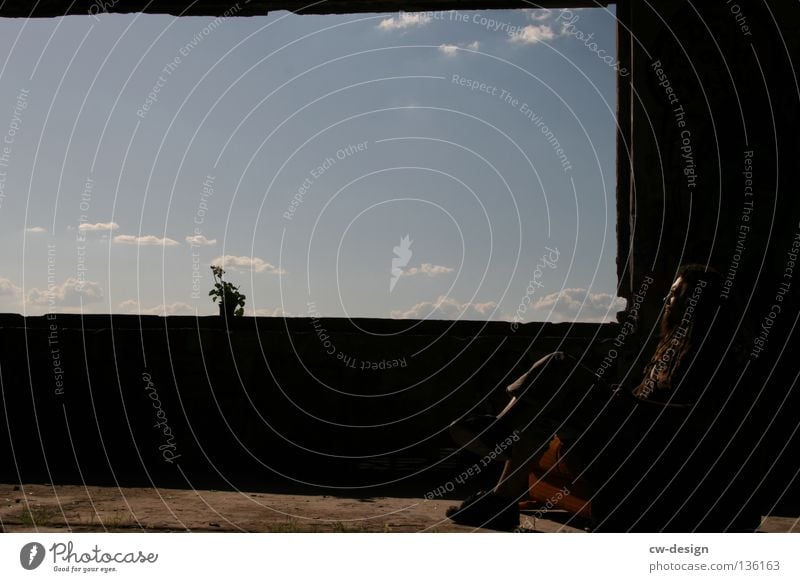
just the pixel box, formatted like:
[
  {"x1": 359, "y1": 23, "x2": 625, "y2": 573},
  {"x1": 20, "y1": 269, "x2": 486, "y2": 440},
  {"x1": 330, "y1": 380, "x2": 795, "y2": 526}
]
[{"x1": 0, "y1": 7, "x2": 623, "y2": 322}]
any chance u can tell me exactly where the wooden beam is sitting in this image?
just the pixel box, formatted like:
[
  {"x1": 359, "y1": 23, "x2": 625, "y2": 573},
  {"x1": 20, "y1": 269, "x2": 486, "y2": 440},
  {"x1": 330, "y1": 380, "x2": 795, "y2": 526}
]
[{"x1": 0, "y1": 1, "x2": 609, "y2": 18}]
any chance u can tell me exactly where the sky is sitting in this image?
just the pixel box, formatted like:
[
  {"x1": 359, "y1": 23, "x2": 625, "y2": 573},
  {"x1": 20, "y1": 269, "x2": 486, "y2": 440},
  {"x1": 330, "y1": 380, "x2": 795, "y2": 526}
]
[{"x1": 0, "y1": 6, "x2": 624, "y2": 322}]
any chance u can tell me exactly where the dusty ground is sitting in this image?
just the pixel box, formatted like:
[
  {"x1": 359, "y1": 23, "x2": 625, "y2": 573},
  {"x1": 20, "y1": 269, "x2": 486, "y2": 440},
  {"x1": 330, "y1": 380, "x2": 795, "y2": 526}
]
[{"x1": 0, "y1": 483, "x2": 796, "y2": 533}]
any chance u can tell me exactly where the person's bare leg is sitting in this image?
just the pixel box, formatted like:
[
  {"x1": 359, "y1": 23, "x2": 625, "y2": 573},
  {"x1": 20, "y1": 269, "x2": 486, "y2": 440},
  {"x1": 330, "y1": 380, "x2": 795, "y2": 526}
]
[
  {"x1": 493, "y1": 455, "x2": 533, "y2": 498},
  {"x1": 485, "y1": 361, "x2": 559, "y2": 500},
  {"x1": 493, "y1": 410, "x2": 556, "y2": 498},
  {"x1": 496, "y1": 396, "x2": 518, "y2": 420},
  {"x1": 446, "y1": 351, "x2": 604, "y2": 529},
  {"x1": 449, "y1": 352, "x2": 591, "y2": 461}
]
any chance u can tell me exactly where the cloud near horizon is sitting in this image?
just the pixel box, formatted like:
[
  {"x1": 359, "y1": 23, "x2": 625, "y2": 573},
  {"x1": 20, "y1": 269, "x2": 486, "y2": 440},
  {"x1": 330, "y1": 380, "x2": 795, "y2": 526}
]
[
  {"x1": 27, "y1": 277, "x2": 104, "y2": 307},
  {"x1": 391, "y1": 295, "x2": 500, "y2": 320},
  {"x1": 531, "y1": 288, "x2": 625, "y2": 323},
  {"x1": 0, "y1": 277, "x2": 21, "y2": 297},
  {"x1": 118, "y1": 299, "x2": 195, "y2": 315},
  {"x1": 249, "y1": 306, "x2": 295, "y2": 317}
]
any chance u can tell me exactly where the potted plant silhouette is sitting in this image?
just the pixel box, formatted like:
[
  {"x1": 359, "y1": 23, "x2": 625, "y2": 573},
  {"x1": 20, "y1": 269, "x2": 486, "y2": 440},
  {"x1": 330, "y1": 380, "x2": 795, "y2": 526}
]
[{"x1": 209, "y1": 265, "x2": 245, "y2": 318}]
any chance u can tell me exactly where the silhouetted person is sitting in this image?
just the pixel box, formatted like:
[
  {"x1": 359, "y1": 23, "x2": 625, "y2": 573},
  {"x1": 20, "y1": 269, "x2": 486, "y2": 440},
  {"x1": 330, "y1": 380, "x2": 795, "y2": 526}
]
[{"x1": 446, "y1": 264, "x2": 752, "y2": 531}]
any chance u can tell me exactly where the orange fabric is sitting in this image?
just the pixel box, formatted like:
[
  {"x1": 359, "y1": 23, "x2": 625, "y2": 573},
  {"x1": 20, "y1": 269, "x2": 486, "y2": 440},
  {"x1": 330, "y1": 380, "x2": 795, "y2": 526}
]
[{"x1": 521, "y1": 436, "x2": 592, "y2": 519}]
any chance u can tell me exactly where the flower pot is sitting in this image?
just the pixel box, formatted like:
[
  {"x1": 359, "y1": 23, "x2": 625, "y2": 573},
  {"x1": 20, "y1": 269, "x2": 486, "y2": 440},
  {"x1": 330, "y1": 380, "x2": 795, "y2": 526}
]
[{"x1": 218, "y1": 299, "x2": 236, "y2": 319}]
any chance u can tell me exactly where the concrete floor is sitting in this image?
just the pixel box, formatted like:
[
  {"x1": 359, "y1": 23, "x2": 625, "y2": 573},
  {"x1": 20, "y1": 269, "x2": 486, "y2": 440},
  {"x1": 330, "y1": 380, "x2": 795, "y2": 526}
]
[{"x1": 1, "y1": 483, "x2": 796, "y2": 533}]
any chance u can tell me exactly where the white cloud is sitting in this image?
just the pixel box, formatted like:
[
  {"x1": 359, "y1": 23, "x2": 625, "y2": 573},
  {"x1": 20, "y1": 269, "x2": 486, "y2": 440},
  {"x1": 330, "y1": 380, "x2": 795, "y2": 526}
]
[
  {"x1": 248, "y1": 306, "x2": 295, "y2": 317},
  {"x1": 79, "y1": 221, "x2": 119, "y2": 232},
  {"x1": 0, "y1": 277, "x2": 21, "y2": 297},
  {"x1": 401, "y1": 263, "x2": 454, "y2": 277},
  {"x1": 527, "y1": 9, "x2": 553, "y2": 21},
  {"x1": 118, "y1": 299, "x2": 139, "y2": 312},
  {"x1": 27, "y1": 277, "x2": 104, "y2": 307},
  {"x1": 25, "y1": 226, "x2": 47, "y2": 233},
  {"x1": 0, "y1": 278, "x2": 22, "y2": 313},
  {"x1": 438, "y1": 41, "x2": 480, "y2": 56},
  {"x1": 185, "y1": 234, "x2": 217, "y2": 246},
  {"x1": 391, "y1": 295, "x2": 500, "y2": 320},
  {"x1": 114, "y1": 234, "x2": 180, "y2": 246},
  {"x1": 531, "y1": 288, "x2": 626, "y2": 323},
  {"x1": 438, "y1": 43, "x2": 458, "y2": 56},
  {"x1": 118, "y1": 299, "x2": 195, "y2": 315},
  {"x1": 378, "y1": 12, "x2": 431, "y2": 31},
  {"x1": 211, "y1": 255, "x2": 285, "y2": 275},
  {"x1": 509, "y1": 24, "x2": 557, "y2": 44}
]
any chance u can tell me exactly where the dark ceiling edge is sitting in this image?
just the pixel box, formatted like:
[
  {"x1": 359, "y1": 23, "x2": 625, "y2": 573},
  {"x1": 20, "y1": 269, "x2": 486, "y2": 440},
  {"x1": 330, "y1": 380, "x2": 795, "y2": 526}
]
[{"x1": 0, "y1": 1, "x2": 609, "y2": 18}]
